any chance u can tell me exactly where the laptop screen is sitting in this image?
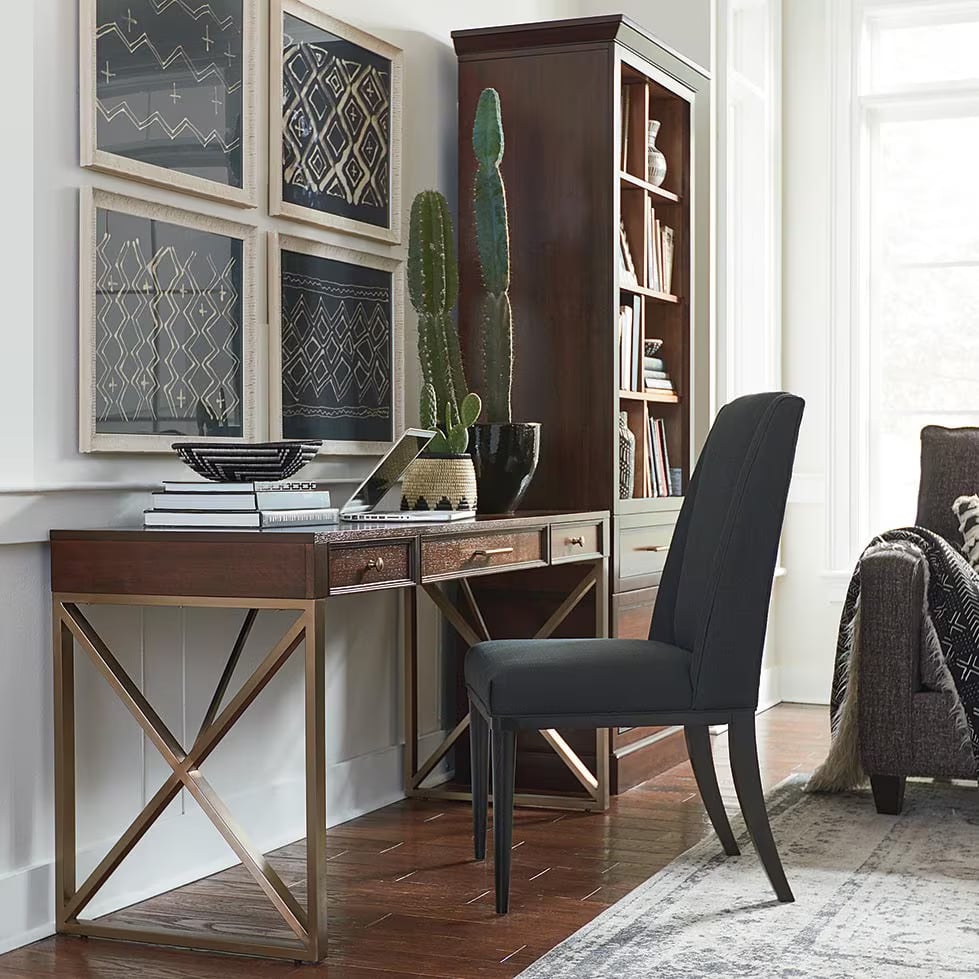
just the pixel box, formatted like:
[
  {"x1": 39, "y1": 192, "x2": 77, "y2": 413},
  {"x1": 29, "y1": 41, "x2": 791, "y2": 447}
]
[{"x1": 341, "y1": 429, "x2": 436, "y2": 514}]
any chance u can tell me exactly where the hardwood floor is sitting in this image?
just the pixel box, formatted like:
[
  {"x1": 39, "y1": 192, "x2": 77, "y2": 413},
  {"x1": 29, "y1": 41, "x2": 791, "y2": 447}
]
[{"x1": 0, "y1": 704, "x2": 828, "y2": 979}]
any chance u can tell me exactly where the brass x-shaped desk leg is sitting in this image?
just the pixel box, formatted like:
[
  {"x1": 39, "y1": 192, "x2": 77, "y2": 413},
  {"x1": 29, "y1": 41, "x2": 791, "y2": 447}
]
[
  {"x1": 403, "y1": 561, "x2": 610, "y2": 811},
  {"x1": 52, "y1": 595, "x2": 328, "y2": 962}
]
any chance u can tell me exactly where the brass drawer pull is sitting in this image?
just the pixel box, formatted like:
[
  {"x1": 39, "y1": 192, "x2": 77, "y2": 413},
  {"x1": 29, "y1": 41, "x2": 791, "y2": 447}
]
[
  {"x1": 636, "y1": 545, "x2": 668, "y2": 552},
  {"x1": 473, "y1": 546, "x2": 514, "y2": 558},
  {"x1": 567, "y1": 536, "x2": 585, "y2": 547},
  {"x1": 366, "y1": 557, "x2": 385, "y2": 571}
]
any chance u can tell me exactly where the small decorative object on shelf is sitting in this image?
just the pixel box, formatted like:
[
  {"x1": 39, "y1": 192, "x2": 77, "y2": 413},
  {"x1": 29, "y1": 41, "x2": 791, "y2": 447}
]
[
  {"x1": 173, "y1": 440, "x2": 321, "y2": 483},
  {"x1": 618, "y1": 411, "x2": 635, "y2": 499},
  {"x1": 647, "y1": 119, "x2": 667, "y2": 187},
  {"x1": 469, "y1": 87, "x2": 541, "y2": 513},
  {"x1": 669, "y1": 467, "x2": 684, "y2": 497},
  {"x1": 401, "y1": 455, "x2": 478, "y2": 512},
  {"x1": 403, "y1": 189, "x2": 481, "y2": 512}
]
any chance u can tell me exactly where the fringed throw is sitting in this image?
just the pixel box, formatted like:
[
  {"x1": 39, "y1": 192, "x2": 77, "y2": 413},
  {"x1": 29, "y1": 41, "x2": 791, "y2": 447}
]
[{"x1": 809, "y1": 528, "x2": 979, "y2": 792}]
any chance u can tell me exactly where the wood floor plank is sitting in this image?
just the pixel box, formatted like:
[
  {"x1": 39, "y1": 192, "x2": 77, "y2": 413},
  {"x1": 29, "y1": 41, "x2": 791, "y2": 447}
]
[{"x1": 0, "y1": 704, "x2": 828, "y2": 979}]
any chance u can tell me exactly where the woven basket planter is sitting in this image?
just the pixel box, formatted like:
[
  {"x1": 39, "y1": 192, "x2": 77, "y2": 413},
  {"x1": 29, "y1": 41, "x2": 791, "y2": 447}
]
[{"x1": 401, "y1": 454, "x2": 477, "y2": 512}]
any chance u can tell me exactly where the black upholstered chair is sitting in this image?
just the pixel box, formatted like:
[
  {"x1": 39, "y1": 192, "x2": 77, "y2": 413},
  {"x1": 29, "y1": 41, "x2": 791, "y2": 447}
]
[{"x1": 465, "y1": 392, "x2": 804, "y2": 913}]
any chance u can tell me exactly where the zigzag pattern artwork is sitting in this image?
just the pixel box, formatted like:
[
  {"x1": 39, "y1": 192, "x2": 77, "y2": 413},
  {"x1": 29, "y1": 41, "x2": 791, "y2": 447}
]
[
  {"x1": 280, "y1": 252, "x2": 393, "y2": 444},
  {"x1": 95, "y1": 0, "x2": 244, "y2": 187},
  {"x1": 94, "y1": 208, "x2": 244, "y2": 438},
  {"x1": 281, "y1": 14, "x2": 391, "y2": 227}
]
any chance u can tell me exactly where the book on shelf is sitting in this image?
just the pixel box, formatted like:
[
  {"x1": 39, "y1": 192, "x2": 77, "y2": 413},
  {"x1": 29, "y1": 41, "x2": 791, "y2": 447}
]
[
  {"x1": 645, "y1": 203, "x2": 675, "y2": 295},
  {"x1": 648, "y1": 417, "x2": 672, "y2": 497},
  {"x1": 644, "y1": 355, "x2": 666, "y2": 372},
  {"x1": 644, "y1": 377, "x2": 675, "y2": 392},
  {"x1": 644, "y1": 368, "x2": 669, "y2": 380},
  {"x1": 618, "y1": 223, "x2": 638, "y2": 286},
  {"x1": 143, "y1": 507, "x2": 340, "y2": 529},
  {"x1": 618, "y1": 297, "x2": 643, "y2": 392}
]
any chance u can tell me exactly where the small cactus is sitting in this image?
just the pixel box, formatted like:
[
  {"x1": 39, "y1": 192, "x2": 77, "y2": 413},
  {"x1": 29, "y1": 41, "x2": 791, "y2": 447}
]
[
  {"x1": 407, "y1": 190, "x2": 481, "y2": 454},
  {"x1": 473, "y1": 88, "x2": 513, "y2": 424}
]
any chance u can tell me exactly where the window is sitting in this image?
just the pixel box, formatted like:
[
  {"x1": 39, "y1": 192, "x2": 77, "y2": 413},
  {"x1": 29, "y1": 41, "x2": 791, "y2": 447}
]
[{"x1": 858, "y1": 2, "x2": 979, "y2": 535}]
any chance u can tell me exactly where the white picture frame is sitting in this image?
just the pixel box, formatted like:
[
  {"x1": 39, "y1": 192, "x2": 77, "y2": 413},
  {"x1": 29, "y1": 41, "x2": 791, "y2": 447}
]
[
  {"x1": 269, "y1": 0, "x2": 403, "y2": 244},
  {"x1": 79, "y1": 0, "x2": 259, "y2": 208},
  {"x1": 80, "y1": 187, "x2": 259, "y2": 453},
  {"x1": 268, "y1": 232, "x2": 405, "y2": 456}
]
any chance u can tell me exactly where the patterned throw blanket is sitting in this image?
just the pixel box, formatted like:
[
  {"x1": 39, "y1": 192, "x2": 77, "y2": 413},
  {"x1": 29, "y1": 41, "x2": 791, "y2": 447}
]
[{"x1": 810, "y1": 527, "x2": 979, "y2": 791}]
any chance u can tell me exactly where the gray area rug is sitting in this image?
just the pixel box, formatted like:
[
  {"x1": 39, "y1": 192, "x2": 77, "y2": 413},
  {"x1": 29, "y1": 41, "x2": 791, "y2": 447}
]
[{"x1": 518, "y1": 777, "x2": 979, "y2": 977}]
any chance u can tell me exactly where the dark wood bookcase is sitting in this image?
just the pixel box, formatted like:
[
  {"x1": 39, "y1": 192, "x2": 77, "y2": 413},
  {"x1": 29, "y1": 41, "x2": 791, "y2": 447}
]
[{"x1": 453, "y1": 15, "x2": 711, "y2": 792}]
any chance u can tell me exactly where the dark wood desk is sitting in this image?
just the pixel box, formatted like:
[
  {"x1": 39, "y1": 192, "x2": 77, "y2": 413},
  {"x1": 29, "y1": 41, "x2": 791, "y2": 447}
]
[{"x1": 49, "y1": 510, "x2": 609, "y2": 962}]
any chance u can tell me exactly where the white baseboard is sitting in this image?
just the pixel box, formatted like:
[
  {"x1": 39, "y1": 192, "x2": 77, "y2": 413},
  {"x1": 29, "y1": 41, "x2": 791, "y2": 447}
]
[{"x1": 0, "y1": 730, "x2": 451, "y2": 955}]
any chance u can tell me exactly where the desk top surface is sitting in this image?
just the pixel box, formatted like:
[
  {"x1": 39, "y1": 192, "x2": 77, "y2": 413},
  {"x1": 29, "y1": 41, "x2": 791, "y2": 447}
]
[{"x1": 51, "y1": 510, "x2": 608, "y2": 545}]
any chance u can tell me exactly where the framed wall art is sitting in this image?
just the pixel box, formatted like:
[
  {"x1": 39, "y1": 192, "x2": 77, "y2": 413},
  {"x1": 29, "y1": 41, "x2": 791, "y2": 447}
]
[
  {"x1": 269, "y1": 0, "x2": 403, "y2": 243},
  {"x1": 268, "y1": 233, "x2": 404, "y2": 455},
  {"x1": 80, "y1": 188, "x2": 258, "y2": 453},
  {"x1": 80, "y1": 0, "x2": 258, "y2": 206}
]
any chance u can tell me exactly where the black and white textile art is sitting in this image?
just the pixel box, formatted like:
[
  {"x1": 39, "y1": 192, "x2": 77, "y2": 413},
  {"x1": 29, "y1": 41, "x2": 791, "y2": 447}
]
[
  {"x1": 93, "y1": 204, "x2": 245, "y2": 440},
  {"x1": 94, "y1": 0, "x2": 245, "y2": 189},
  {"x1": 281, "y1": 12, "x2": 391, "y2": 229},
  {"x1": 279, "y1": 248, "x2": 393, "y2": 445}
]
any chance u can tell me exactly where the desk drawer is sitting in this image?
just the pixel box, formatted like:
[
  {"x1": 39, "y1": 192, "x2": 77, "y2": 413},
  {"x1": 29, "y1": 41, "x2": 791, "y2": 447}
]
[
  {"x1": 619, "y1": 522, "x2": 675, "y2": 582},
  {"x1": 421, "y1": 530, "x2": 545, "y2": 582},
  {"x1": 550, "y1": 521, "x2": 603, "y2": 563},
  {"x1": 328, "y1": 541, "x2": 413, "y2": 593}
]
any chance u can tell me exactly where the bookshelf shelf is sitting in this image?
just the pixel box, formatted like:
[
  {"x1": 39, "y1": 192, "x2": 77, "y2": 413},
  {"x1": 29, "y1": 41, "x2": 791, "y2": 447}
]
[
  {"x1": 619, "y1": 170, "x2": 681, "y2": 203},
  {"x1": 619, "y1": 282, "x2": 680, "y2": 304},
  {"x1": 618, "y1": 389, "x2": 681, "y2": 404}
]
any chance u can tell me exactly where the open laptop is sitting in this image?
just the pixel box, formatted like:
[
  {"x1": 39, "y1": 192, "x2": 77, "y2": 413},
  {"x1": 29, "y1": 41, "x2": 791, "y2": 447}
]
[{"x1": 340, "y1": 428, "x2": 477, "y2": 523}]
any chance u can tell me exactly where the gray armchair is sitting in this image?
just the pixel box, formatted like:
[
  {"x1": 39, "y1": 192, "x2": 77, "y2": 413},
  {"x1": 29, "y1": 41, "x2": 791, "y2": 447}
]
[{"x1": 860, "y1": 426, "x2": 977, "y2": 814}]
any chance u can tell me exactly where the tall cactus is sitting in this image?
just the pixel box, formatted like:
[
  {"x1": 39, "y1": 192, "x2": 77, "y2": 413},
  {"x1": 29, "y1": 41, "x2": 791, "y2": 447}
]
[
  {"x1": 473, "y1": 88, "x2": 513, "y2": 424},
  {"x1": 407, "y1": 190, "x2": 481, "y2": 454}
]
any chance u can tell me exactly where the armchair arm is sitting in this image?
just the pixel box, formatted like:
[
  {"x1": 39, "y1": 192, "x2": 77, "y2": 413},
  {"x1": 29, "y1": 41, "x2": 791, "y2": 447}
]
[{"x1": 856, "y1": 548, "x2": 926, "y2": 774}]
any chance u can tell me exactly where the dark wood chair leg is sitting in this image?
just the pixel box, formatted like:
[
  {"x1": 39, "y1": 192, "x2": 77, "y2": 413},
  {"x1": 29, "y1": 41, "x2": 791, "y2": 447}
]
[
  {"x1": 470, "y1": 701, "x2": 489, "y2": 860},
  {"x1": 728, "y1": 713, "x2": 794, "y2": 903},
  {"x1": 491, "y1": 724, "x2": 516, "y2": 914},
  {"x1": 870, "y1": 774, "x2": 906, "y2": 815},
  {"x1": 685, "y1": 725, "x2": 740, "y2": 856}
]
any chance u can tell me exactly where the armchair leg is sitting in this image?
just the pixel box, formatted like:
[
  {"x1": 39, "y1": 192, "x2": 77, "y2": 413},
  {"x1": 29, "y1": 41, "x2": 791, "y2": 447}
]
[
  {"x1": 470, "y1": 701, "x2": 489, "y2": 860},
  {"x1": 870, "y1": 774, "x2": 906, "y2": 815},
  {"x1": 491, "y1": 724, "x2": 516, "y2": 914},
  {"x1": 685, "y1": 725, "x2": 740, "y2": 856},
  {"x1": 729, "y1": 713, "x2": 794, "y2": 903}
]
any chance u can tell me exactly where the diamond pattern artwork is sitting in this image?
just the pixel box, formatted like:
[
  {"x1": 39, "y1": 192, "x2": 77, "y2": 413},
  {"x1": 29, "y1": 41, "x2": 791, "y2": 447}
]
[
  {"x1": 95, "y1": 0, "x2": 244, "y2": 187},
  {"x1": 279, "y1": 248, "x2": 393, "y2": 445},
  {"x1": 281, "y1": 12, "x2": 391, "y2": 229},
  {"x1": 94, "y1": 207, "x2": 244, "y2": 438}
]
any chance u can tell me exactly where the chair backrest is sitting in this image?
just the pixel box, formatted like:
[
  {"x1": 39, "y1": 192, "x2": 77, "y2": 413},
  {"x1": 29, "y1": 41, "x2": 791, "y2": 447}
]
[
  {"x1": 916, "y1": 426, "x2": 979, "y2": 545},
  {"x1": 649, "y1": 392, "x2": 804, "y2": 710}
]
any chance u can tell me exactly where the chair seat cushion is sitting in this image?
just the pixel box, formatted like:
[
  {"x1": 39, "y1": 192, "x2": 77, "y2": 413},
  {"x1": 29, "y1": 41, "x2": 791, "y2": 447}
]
[{"x1": 465, "y1": 638, "x2": 692, "y2": 719}]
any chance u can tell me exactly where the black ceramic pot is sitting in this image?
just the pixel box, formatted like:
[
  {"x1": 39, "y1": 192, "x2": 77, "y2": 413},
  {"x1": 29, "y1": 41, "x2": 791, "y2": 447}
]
[{"x1": 468, "y1": 422, "x2": 541, "y2": 514}]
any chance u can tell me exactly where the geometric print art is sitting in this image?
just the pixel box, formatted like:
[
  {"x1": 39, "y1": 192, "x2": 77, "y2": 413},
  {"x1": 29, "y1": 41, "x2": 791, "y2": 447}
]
[
  {"x1": 94, "y1": 206, "x2": 244, "y2": 438},
  {"x1": 279, "y1": 248, "x2": 393, "y2": 445},
  {"x1": 281, "y1": 12, "x2": 391, "y2": 228},
  {"x1": 95, "y1": 0, "x2": 244, "y2": 188}
]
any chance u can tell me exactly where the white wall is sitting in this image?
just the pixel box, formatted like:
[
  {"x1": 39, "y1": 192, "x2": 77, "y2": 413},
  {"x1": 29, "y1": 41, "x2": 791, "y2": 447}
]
[
  {"x1": 1, "y1": 0, "x2": 569, "y2": 954},
  {"x1": 772, "y1": 0, "x2": 842, "y2": 704}
]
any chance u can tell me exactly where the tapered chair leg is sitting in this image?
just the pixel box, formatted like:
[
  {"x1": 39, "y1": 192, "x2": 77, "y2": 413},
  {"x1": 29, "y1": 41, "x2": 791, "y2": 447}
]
[
  {"x1": 491, "y1": 724, "x2": 517, "y2": 914},
  {"x1": 470, "y1": 701, "x2": 489, "y2": 860},
  {"x1": 685, "y1": 725, "x2": 740, "y2": 856},
  {"x1": 870, "y1": 774, "x2": 906, "y2": 815},
  {"x1": 728, "y1": 713, "x2": 794, "y2": 903}
]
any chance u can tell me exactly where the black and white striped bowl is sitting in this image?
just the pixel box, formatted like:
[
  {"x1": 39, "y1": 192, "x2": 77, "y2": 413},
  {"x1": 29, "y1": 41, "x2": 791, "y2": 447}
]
[{"x1": 172, "y1": 441, "x2": 322, "y2": 483}]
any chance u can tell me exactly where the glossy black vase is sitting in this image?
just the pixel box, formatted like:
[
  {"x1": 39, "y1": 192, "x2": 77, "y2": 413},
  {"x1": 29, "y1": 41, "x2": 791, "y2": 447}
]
[{"x1": 468, "y1": 422, "x2": 541, "y2": 514}]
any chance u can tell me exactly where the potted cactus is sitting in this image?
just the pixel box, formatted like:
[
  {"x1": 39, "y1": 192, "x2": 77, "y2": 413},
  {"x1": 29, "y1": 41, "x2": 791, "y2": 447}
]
[
  {"x1": 401, "y1": 190, "x2": 481, "y2": 513},
  {"x1": 469, "y1": 88, "x2": 541, "y2": 514}
]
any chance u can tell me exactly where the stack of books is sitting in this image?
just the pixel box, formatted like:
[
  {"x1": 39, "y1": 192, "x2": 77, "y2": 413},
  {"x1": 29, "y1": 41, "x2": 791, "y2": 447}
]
[
  {"x1": 647, "y1": 417, "x2": 674, "y2": 497},
  {"x1": 144, "y1": 480, "x2": 339, "y2": 528},
  {"x1": 618, "y1": 296, "x2": 643, "y2": 391},
  {"x1": 645, "y1": 206, "x2": 675, "y2": 295},
  {"x1": 644, "y1": 350, "x2": 676, "y2": 396}
]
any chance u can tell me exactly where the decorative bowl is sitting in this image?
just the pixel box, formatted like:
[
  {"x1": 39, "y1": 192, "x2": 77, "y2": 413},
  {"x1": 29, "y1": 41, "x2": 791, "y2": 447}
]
[
  {"x1": 645, "y1": 338, "x2": 664, "y2": 356},
  {"x1": 173, "y1": 441, "x2": 322, "y2": 483}
]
